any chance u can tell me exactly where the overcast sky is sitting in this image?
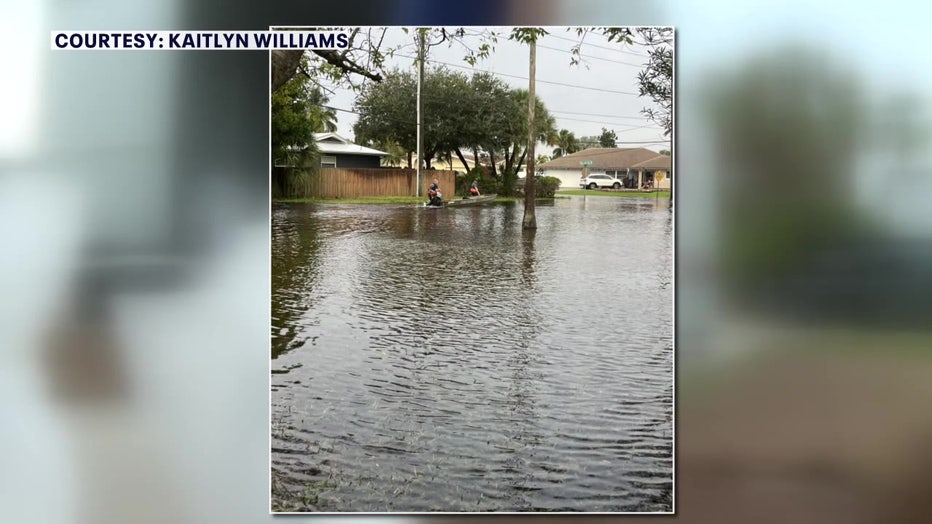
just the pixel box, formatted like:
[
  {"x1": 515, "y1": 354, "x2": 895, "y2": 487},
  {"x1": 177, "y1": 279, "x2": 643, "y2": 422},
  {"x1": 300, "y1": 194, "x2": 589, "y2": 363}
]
[{"x1": 316, "y1": 27, "x2": 671, "y2": 155}]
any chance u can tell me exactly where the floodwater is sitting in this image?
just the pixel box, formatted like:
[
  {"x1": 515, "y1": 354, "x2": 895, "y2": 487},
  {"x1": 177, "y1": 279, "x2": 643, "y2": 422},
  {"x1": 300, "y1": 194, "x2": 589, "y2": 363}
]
[{"x1": 271, "y1": 196, "x2": 673, "y2": 512}]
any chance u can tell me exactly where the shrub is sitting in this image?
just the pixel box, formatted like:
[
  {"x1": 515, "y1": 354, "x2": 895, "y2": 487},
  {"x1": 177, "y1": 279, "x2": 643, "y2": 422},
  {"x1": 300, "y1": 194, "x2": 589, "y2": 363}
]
[
  {"x1": 536, "y1": 176, "x2": 561, "y2": 198},
  {"x1": 514, "y1": 176, "x2": 561, "y2": 198},
  {"x1": 457, "y1": 167, "x2": 502, "y2": 196}
]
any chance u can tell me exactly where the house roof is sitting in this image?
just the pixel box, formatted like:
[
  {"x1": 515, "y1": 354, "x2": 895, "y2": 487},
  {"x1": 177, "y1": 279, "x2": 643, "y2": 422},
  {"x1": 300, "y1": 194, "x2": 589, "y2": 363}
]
[
  {"x1": 539, "y1": 147, "x2": 661, "y2": 170},
  {"x1": 314, "y1": 132, "x2": 388, "y2": 157},
  {"x1": 412, "y1": 152, "x2": 490, "y2": 164},
  {"x1": 631, "y1": 154, "x2": 672, "y2": 170}
]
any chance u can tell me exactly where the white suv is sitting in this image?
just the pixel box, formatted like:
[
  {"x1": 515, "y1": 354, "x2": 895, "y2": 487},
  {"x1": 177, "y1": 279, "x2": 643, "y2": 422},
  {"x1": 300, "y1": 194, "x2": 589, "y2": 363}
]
[{"x1": 579, "y1": 173, "x2": 624, "y2": 189}]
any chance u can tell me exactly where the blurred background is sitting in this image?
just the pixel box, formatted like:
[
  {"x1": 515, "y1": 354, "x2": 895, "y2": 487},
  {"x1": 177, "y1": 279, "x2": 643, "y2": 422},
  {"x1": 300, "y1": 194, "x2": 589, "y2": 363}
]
[{"x1": 2, "y1": 0, "x2": 931, "y2": 522}]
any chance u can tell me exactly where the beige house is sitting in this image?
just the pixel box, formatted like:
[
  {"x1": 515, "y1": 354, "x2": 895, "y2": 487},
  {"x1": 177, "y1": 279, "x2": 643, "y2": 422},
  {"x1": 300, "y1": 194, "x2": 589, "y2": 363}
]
[
  {"x1": 631, "y1": 154, "x2": 672, "y2": 189},
  {"x1": 539, "y1": 147, "x2": 669, "y2": 189},
  {"x1": 407, "y1": 152, "x2": 490, "y2": 173}
]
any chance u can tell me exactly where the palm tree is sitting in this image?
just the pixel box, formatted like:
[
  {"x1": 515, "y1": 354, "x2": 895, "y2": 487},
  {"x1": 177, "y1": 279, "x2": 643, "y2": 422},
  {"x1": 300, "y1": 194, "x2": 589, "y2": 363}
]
[
  {"x1": 379, "y1": 140, "x2": 407, "y2": 167},
  {"x1": 551, "y1": 129, "x2": 581, "y2": 158},
  {"x1": 306, "y1": 86, "x2": 338, "y2": 133}
]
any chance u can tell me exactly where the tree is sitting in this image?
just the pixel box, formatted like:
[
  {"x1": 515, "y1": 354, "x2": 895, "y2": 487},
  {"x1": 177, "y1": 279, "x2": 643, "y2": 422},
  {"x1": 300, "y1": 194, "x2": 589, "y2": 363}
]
[
  {"x1": 463, "y1": 27, "x2": 673, "y2": 138},
  {"x1": 272, "y1": 56, "x2": 339, "y2": 195},
  {"x1": 467, "y1": 73, "x2": 518, "y2": 178},
  {"x1": 507, "y1": 28, "x2": 549, "y2": 230},
  {"x1": 352, "y1": 71, "x2": 417, "y2": 159},
  {"x1": 270, "y1": 28, "x2": 394, "y2": 93},
  {"x1": 578, "y1": 135, "x2": 601, "y2": 149},
  {"x1": 305, "y1": 86, "x2": 337, "y2": 133},
  {"x1": 660, "y1": 149, "x2": 671, "y2": 156},
  {"x1": 352, "y1": 66, "x2": 555, "y2": 194},
  {"x1": 552, "y1": 129, "x2": 581, "y2": 158},
  {"x1": 271, "y1": 27, "x2": 498, "y2": 94},
  {"x1": 501, "y1": 89, "x2": 556, "y2": 194},
  {"x1": 370, "y1": 139, "x2": 406, "y2": 167},
  {"x1": 635, "y1": 28, "x2": 673, "y2": 137},
  {"x1": 598, "y1": 127, "x2": 618, "y2": 147},
  {"x1": 353, "y1": 67, "x2": 476, "y2": 169}
]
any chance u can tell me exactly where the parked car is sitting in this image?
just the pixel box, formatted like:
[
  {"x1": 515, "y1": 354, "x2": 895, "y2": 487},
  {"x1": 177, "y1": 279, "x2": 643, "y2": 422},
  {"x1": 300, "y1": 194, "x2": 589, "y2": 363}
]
[{"x1": 579, "y1": 173, "x2": 624, "y2": 189}]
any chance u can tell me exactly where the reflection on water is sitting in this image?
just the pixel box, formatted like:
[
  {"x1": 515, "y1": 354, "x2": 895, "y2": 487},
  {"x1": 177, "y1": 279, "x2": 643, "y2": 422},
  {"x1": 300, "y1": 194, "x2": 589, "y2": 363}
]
[{"x1": 271, "y1": 197, "x2": 673, "y2": 512}]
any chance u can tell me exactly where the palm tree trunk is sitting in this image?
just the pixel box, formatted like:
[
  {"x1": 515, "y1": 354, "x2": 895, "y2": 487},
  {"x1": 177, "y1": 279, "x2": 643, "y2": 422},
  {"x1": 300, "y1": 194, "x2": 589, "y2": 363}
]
[
  {"x1": 523, "y1": 39, "x2": 537, "y2": 230},
  {"x1": 455, "y1": 148, "x2": 470, "y2": 172}
]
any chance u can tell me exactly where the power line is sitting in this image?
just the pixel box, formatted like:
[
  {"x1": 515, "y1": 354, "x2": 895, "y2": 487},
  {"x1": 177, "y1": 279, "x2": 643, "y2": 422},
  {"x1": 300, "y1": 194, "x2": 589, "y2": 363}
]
[
  {"x1": 327, "y1": 104, "x2": 664, "y2": 133},
  {"x1": 395, "y1": 53, "x2": 640, "y2": 96},
  {"x1": 451, "y1": 27, "x2": 651, "y2": 58},
  {"x1": 615, "y1": 140, "x2": 669, "y2": 145},
  {"x1": 322, "y1": 105, "x2": 668, "y2": 143},
  {"x1": 536, "y1": 43, "x2": 645, "y2": 67},
  {"x1": 314, "y1": 79, "x2": 654, "y2": 122},
  {"x1": 547, "y1": 33, "x2": 650, "y2": 57},
  {"x1": 551, "y1": 109, "x2": 647, "y2": 120},
  {"x1": 554, "y1": 117, "x2": 661, "y2": 132},
  {"x1": 321, "y1": 105, "x2": 415, "y2": 127},
  {"x1": 327, "y1": 106, "x2": 666, "y2": 138},
  {"x1": 312, "y1": 77, "x2": 653, "y2": 122}
]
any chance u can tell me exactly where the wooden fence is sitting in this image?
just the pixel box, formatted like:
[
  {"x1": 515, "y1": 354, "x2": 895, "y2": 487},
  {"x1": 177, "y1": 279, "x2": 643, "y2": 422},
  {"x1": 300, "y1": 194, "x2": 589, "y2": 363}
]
[{"x1": 273, "y1": 167, "x2": 457, "y2": 199}]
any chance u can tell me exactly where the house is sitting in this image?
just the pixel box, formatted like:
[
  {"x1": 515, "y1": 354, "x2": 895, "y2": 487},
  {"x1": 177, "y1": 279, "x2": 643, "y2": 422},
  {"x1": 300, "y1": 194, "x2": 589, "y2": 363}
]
[
  {"x1": 538, "y1": 147, "x2": 667, "y2": 189},
  {"x1": 313, "y1": 132, "x2": 388, "y2": 169},
  {"x1": 273, "y1": 133, "x2": 389, "y2": 169},
  {"x1": 411, "y1": 152, "x2": 491, "y2": 173},
  {"x1": 631, "y1": 154, "x2": 672, "y2": 189}
]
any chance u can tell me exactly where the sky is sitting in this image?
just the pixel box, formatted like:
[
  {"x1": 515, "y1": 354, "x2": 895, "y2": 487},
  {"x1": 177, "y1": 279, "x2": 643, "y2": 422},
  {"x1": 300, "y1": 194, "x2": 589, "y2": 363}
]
[{"x1": 316, "y1": 27, "x2": 672, "y2": 156}]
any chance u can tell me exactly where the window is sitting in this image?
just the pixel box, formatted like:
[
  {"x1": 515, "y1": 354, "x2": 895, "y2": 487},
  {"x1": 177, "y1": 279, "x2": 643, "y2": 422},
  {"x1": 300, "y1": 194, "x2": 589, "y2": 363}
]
[{"x1": 321, "y1": 155, "x2": 337, "y2": 168}]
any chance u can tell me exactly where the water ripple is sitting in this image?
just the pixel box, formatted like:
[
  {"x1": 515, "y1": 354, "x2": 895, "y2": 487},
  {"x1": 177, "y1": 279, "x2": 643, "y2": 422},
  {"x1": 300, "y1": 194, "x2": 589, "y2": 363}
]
[{"x1": 271, "y1": 199, "x2": 672, "y2": 512}]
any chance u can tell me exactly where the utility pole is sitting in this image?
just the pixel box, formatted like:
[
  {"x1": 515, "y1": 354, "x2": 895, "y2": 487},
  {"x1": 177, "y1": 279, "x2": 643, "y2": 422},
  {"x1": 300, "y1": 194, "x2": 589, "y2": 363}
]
[
  {"x1": 416, "y1": 28, "x2": 425, "y2": 198},
  {"x1": 522, "y1": 36, "x2": 537, "y2": 230},
  {"x1": 669, "y1": 155, "x2": 674, "y2": 206}
]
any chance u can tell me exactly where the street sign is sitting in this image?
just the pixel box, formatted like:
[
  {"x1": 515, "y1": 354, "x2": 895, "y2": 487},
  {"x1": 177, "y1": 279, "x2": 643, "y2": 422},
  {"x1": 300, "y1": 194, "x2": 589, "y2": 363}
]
[{"x1": 580, "y1": 160, "x2": 592, "y2": 167}]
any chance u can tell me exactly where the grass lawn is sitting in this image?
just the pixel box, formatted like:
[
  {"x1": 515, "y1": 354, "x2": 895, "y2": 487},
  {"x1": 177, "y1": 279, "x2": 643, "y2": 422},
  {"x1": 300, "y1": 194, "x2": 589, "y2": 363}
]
[
  {"x1": 274, "y1": 196, "x2": 424, "y2": 205},
  {"x1": 557, "y1": 189, "x2": 671, "y2": 199},
  {"x1": 274, "y1": 195, "x2": 549, "y2": 205}
]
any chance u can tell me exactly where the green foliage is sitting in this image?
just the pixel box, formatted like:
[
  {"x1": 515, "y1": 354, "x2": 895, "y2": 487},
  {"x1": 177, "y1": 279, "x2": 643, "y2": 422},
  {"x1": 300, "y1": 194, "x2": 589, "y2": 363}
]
[
  {"x1": 489, "y1": 88, "x2": 557, "y2": 195},
  {"x1": 457, "y1": 167, "x2": 501, "y2": 196},
  {"x1": 552, "y1": 129, "x2": 581, "y2": 158},
  {"x1": 354, "y1": 67, "x2": 481, "y2": 166},
  {"x1": 353, "y1": 67, "x2": 556, "y2": 188},
  {"x1": 272, "y1": 56, "x2": 342, "y2": 197},
  {"x1": 578, "y1": 135, "x2": 601, "y2": 149},
  {"x1": 514, "y1": 176, "x2": 561, "y2": 198},
  {"x1": 510, "y1": 27, "x2": 549, "y2": 44},
  {"x1": 377, "y1": 140, "x2": 407, "y2": 167},
  {"x1": 535, "y1": 176, "x2": 561, "y2": 198},
  {"x1": 599, "y1": 127, "x2": 618, "y2": 147},
  {"x1": 353, "y1": 70, "x2": 418, "y2": 153},
  {"x1": 635, "y1": 28, "x2": 673, "y2": 137},
  {"x1": 296, "y1": 28, "x2": 398, "y2": 91},
  {"x1": 272, "y1": 78, "x2": 317, "y2": 168}
]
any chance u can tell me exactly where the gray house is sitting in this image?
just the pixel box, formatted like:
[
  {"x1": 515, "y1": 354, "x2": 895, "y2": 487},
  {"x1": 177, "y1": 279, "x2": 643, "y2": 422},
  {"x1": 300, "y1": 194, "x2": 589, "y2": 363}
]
[{"x1": 314, "y1": 132, "x2": 388, "y2": 169}]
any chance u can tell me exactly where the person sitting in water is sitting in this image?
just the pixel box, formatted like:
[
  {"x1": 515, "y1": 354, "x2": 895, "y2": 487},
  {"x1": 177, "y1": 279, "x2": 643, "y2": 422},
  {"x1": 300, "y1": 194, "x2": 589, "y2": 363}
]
[
  {"x1": 427, "y1": 178, "x2": 443, "y2": 206},
  {"x1": 469, "y1": 180, "x2": 480, "y2": 197}
]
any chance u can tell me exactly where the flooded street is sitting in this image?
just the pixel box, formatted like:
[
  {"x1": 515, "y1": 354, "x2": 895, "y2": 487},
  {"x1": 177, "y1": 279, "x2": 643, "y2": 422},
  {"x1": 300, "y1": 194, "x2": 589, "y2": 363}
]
[{"x1": 271, "y1": 196, "x2": 673, "y2": 512}]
